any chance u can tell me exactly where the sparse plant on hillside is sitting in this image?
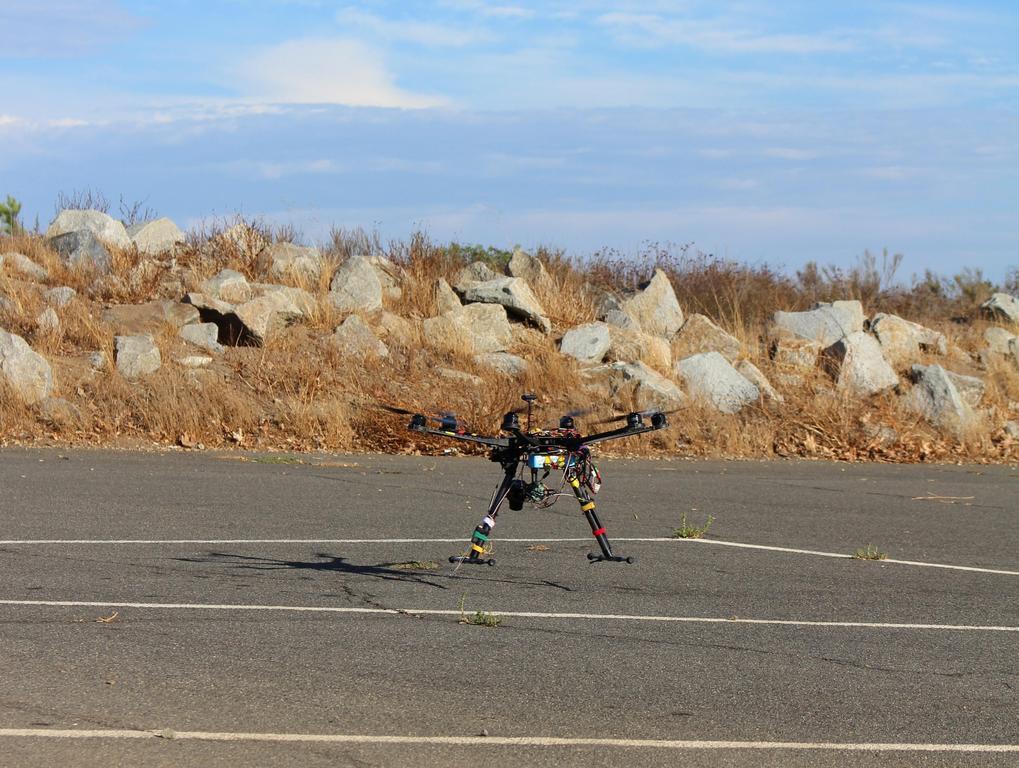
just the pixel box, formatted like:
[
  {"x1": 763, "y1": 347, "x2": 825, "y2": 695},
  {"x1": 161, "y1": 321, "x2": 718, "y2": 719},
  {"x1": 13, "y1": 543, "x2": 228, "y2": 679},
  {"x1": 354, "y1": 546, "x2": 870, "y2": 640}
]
[
  {"x1": 54, "y1": 188, "x2": 110, "y2": 214},
  {"x1": 0, "y1": 195, "x2": 22, "y2": 235}
]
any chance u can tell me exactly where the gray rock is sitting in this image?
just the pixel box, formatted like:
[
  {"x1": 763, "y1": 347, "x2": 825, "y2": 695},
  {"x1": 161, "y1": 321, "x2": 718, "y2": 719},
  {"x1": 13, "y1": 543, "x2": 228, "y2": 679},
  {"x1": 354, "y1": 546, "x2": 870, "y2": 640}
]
[
  {"x1": 44, "y1": 286, "x2": 77, "y2": 307},
  {"x1": 0, "y1": 330, "x2": 53, "y2": 404},
  {"x1": 911, "y1": 364, "x2": 984, "y2": 408},
  {"x1": 374, "y1": 311, "x2": 415, "y2": 347},
  {"x1": 437, "y1": 367, "x2": 484, "y2": 387},
  {"x1": 770, "y1": 335, "x2": 822, "y2": 371},
  {"x1": 46, "y1": 209, "x2": 132, "y2": 249},
  {"x1": 258, "y1": 242, "x2": 322, "y2": 284},
  {"x1": 560, "y1": 322, "x2": 611, "y2": 365},
  {"x1": 184, "y1": 292, "x2": 235, "y2": 316},
  {"x1": 604, "y1": 326, "x2": 671, "y2": 371},
  {"x1": 871, "y1": 313, "x2": 947, "y2": 365},
  {"x1": 452, "y1": 261, "x2": 499, "y2": 293},
  {"x1": 771, "y1": 300, "x2": 864, "y2": 347},
  {"x1": 1, "y1": 251, "x2": 48, "y2": 280},
  {"x1": 253, "y1": 284, "x2": 317, "y2": 316},
  {"x1": 822, "y1": 331, "x2": 898, "y2": 396},
  {"x1": 507, "y1": 249, "x2": 552, "y2": 293},
  {"x1": 474, "y1": 352, "x2": 528, "y2": 376},
  {"x1": 588, "y1": 360, "x2": 685, "y2": 411},
  {"x1": 329, "y1": 255, "x2": 383, "y2": 312},
  {"x1": 422, "y1": 303, "x2": 513, "y2": 355},
  {"x1": 981, "y1": 292, "x2": 1019, "y2": 325},
  {"x1": 202, "y1": 268, "x2": 251, "y2": 304},
  {"x1": 368, "y1": 255, "x2": 403, "y2": 301},
  {"x1": 906, "y1": 364, "x2": 980, "y2": 434},
  {"x1": 103, "y1": 301, "x2": 200, "y2": 336},
  {"x1": 1005, "y1": 421, "x2": 1019, "y2": 440},
  {"x1": 602, "y1": 309, "x2": 640, "y2": 332},
  {"x1": 676, "y1": 352, "x2": 759, "y2": 414},
  {"x1": 48, "y1": 229, "x2": 112, "y2": 271},
  {"x1": 40, "y1": 396, "x2": 80, "y2": 426},
  {"x1": 672, "y1": 314, "x2": 741, "y2": 362},
  {"x1": 983, "y1": 326, "x2": 1016, "y2": 356},
  {"x1": 115, "y1": 334, "x2": 162, "y2": 379},
  {"x1": 126, "y1": 218, "x2": 184, "y2": 255},
  {"x1": 177, "y1": 355, "x2": 213, "y2": 368},
  {"x1": 1011, "y1": 338, "x2": 1019, "y2": 371},
  {"x1": 36, "y1": 307, "x2": 60, "y2": 333},
  {"x1": 620, "y1": 270, "x2": 684, "y2": 339},
  {"x1": 233, "y1": 291, "x2": 305, "y2": 344},
  {"x1": 333, "y1": 315, "x2": 389, "y2": 358},
  {"x1": 180, "y1": 322, "x2": 225, "y2": 354},
  {"x1": 462, "y1": 276, "x2": 552, "y2": 333},
  {"x1": 433, "y1": 278, "x2": 462, "y2": 315},
  {"x1": 735, "y1": 360, "x2": 783, "y2": 403},
  {"x1": 87, "y1": 351, "x2": 107, "y2": 371},
  {"x1": 219, "y1": 223, "x2": 266, "y2": 257}
]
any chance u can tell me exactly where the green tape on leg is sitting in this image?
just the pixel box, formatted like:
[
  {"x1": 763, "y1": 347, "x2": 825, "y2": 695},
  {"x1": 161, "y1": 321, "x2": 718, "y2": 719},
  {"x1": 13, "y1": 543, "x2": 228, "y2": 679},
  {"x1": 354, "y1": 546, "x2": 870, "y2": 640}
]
[{"x1": 472, "y1": 531, "x2": 489, "y2": 542}]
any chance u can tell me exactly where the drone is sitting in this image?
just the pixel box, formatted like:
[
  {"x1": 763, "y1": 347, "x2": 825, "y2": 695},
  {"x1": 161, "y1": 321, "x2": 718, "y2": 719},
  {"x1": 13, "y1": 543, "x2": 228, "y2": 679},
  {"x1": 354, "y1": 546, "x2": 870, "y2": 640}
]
[{"x1": 383, "y1": 394, "x2": 670, "y2": 566}]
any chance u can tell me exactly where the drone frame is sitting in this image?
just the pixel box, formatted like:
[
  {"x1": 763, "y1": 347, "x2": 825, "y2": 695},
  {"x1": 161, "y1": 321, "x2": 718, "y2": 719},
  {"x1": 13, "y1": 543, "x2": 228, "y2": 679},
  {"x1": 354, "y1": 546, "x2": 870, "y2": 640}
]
[{"x1": 404, "y1": 395, "x2": 669, "y2": 566}]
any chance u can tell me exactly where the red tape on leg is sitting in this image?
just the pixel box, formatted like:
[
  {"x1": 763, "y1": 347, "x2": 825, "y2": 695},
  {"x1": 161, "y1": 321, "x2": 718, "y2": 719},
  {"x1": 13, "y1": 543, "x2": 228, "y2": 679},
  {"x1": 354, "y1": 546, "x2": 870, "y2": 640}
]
[{"x1": 592, "y1": 527, "x2": 606, "y2": 537}]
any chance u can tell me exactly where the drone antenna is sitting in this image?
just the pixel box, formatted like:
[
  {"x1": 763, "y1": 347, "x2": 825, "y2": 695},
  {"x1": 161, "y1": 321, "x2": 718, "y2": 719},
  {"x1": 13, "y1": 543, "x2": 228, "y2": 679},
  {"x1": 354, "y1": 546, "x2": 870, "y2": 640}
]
[{"x1": 522, "y1": 393, "x2": 537, "y2": 433}]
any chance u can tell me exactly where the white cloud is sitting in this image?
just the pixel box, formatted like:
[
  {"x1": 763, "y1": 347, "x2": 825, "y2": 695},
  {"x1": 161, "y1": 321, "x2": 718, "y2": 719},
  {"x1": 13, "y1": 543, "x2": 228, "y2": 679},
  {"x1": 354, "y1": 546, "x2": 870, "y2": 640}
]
[
  {"x1": 237, "y1": 38, "x2": 448, "y2": 108},
  {"x1": 0, "y1": 114, "x2": 22, "y2": 126}
]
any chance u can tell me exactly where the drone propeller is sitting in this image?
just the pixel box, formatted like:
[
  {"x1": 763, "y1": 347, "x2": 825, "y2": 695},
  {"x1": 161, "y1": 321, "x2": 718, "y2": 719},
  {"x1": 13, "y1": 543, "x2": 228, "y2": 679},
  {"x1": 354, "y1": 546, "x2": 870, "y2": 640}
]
[
  {"x1": 376, "y1": 404, "x2": 459, "y2": 429},
  {"x1": 590, "y1": 407, "x2": 680, "y2": 426}
]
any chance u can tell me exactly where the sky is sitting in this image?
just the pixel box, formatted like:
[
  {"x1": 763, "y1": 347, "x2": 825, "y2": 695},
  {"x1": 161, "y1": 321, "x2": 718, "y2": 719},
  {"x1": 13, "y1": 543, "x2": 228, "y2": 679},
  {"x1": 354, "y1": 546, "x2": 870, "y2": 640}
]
[{"x1": 1, "y1": 1, "x2": 1017, "y2": 279}]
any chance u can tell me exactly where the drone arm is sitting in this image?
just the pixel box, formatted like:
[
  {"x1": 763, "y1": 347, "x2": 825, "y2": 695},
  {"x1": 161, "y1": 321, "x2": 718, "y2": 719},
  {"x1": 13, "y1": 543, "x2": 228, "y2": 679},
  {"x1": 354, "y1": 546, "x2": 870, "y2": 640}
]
[
  {"x1": 579, "y1": 423, "x2": 657, "y2": 445},
  {"x1": 408, "y1": 422, "x2": 512, "y2": 448}
]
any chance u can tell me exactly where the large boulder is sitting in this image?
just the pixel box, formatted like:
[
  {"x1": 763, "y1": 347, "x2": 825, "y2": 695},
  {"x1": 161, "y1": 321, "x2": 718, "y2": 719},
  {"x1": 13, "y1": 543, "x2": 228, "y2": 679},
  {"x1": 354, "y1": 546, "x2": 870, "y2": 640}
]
[
  {"x1": 329, "y1": 255, "x2": 383, "y2": 312},
  {"x1": 462, "y1": 277, "x2": 552, "y2": 333},
  {"x1": 46, "y1": 209, "x2": 132, "y2": 249},
  {"x1": 202, "y1": 268, "x2": 252, "y2": 304},
  {"x1": 333, "y1": 314, "x2": 389, "y2": 358},
  {"x1": 822, "y1": 331, "x2": 898, "y2": 396},
  {"x1": 102, "y1": 301, "x2": 200, "y2": 335},
  {"x1": 906, "y1": 364, "x2": 980, "y2": 434},
  {"x1": 620, "y1": 270, "x2": 684, "y2": 339},
  {"x1": 433, "y1": 278, "x2": 462, "y2": 315},
  {"x1": 981, "y1": 293, "x2": 1019, "y2": 325},
  {"x1": 368, "y1": 255, "x2": 403, "y2": 301},
  {"x1": 870, "y1": 313, "x2": 947, "y2": 366},
  {"x1": 911, "y1": 364, "x2": 984, "y2": 408},
  {"x1": 179, "y1": 323, "x2": 225, "y2": 355},
  {"x1": 114, "y1": 334, "x2": 161, "y2": 379},
  {"x1": 770, "y1": 335, "x2": 822, "y2": 371},
  {"x1": 48, "y1": 230, "x2": 112, "y2": 271},
  {"x1": 0, "y1": 330, "x2": 53, "y2": 404},
  {"x1": 423, "y1": 303, "x2": 513, "y2": 355},
  {"x1": 474, "y1": 352, "x2": 528, "y2": 376},
  {"x1": 257, "y1": 242, "x2": 322, "y2": 284},
  {"x1": 126, "y1": 218, "x2": 184, "y2": 255},
  {"x1": 675, "y1": 352, "x2": 759, "y2": 414},
  {"x1": 373, "y1": 311, "x2": 415, "y2": 348},
  {"x1": 771, "y1": 300, "x2": 864, "y2": 347},
  {"x1": 1011, "y1": 338, "x2": 1019, "y2": 371},
  {"x1": 586, "y1": 360, "x2": 685, "y2": 411},
  {"x1": 0, "y1": 252, "x2": 48, "y2": 281},
  {"x1": 671, "y1": 314, "x2": 741, "y2": 362},
  {"x1": 560, "y1": 322, "x2": 611, "y2": 365},
  {"x1": 44, "y1": 286, "x2": 77, "y2": 307},
  {"x1": 983, "y1": 326, "x2": 1016, "y2": 356},
  {"x1": 452, "y1": 261, "x2": 499, "y2": 293},
  {"x1": 735, "y1": 360, "x2": 783, "y2": 403},
  {"x1": 604, "y1": 327, "x2": 671, "y2": 372},
  {"x1": 507, "y1": 249, "x2": 552, "y2": 293},
  {"x1": 233, "y1": 291, "x2": 305, "y2": 344}
]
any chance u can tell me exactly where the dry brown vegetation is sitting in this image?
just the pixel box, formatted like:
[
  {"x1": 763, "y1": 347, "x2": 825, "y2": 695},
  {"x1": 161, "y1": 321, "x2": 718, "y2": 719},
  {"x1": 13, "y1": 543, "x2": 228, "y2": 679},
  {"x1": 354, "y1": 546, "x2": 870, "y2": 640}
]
[{"x1": 1, "y1": 220, "x2": 1017, "y2": 463}]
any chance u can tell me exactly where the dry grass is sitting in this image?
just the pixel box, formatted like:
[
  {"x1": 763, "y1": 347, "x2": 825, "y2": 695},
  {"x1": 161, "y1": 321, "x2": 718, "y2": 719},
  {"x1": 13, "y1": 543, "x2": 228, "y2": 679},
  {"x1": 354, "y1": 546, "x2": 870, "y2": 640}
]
[{"x1": 1, "y1": 226, "x2": 1017, "y2": 461}]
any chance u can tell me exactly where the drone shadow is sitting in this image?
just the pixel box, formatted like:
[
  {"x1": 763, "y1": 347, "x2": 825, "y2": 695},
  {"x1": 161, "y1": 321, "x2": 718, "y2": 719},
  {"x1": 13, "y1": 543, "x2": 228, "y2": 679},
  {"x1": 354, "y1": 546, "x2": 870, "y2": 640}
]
[{"x1": 174, "y1": 551, "x2": 449, "y2": 590}]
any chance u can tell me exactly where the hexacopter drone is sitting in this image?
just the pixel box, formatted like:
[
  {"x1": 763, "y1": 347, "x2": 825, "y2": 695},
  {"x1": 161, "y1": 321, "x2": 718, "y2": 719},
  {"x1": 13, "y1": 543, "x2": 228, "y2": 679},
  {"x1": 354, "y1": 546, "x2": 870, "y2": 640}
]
[{"x1": 384, "y1": 394, "x2": 670, "y2": 566}]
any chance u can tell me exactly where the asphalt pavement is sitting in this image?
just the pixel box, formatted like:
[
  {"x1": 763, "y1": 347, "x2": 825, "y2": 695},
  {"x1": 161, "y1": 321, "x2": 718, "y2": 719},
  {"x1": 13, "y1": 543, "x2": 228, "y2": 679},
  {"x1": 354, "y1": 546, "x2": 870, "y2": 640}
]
[{"x1": 0, "y1": 448, "x2": 1016, "y2": 767}]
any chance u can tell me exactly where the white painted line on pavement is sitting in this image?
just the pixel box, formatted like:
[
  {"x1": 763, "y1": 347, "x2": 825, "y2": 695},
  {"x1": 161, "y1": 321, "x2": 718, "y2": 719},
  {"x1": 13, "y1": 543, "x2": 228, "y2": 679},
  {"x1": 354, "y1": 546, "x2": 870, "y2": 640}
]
[
  {"x1": 0, "y1": 728, "x2": 1016, "y2": 752},
  {"x1": 1, "y1": 536, "x2": 1015, "y2": 576},
  {"x1": 1, "y1": 599, "x2": 1016, "y2": 633}
]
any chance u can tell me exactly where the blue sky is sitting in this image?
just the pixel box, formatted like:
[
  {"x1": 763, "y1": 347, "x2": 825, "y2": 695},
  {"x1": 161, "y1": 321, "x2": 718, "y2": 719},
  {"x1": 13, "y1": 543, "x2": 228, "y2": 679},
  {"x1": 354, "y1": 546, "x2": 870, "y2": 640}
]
[{"x1": 1, "y1": 1, "x2": 1017, "y2": 279}]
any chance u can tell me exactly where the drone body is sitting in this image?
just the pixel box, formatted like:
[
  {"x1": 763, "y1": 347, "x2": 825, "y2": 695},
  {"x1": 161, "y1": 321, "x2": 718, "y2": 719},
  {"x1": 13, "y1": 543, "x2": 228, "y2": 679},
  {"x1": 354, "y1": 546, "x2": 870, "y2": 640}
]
[{"x1": 399, "y1": 393, "x2": 670, "y2": 566}]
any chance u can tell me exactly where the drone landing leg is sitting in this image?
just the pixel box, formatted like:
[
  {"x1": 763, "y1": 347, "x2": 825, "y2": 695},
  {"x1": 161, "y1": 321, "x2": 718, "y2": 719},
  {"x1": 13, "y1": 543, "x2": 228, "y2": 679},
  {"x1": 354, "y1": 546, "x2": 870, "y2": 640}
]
[
  {"x1": 570, "y1": 478, "x2": 634, "y2": 564},
  {"x1": 449, "y1": 467, "x2": 515, "y2": 567}
]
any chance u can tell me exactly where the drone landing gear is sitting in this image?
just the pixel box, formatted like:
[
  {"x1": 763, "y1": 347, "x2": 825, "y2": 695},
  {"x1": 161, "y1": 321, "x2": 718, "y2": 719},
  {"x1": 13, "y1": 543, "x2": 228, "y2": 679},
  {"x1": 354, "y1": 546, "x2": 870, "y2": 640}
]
[{"x1": 570, "y1": 477, "x2": 634, "y2": 565}]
